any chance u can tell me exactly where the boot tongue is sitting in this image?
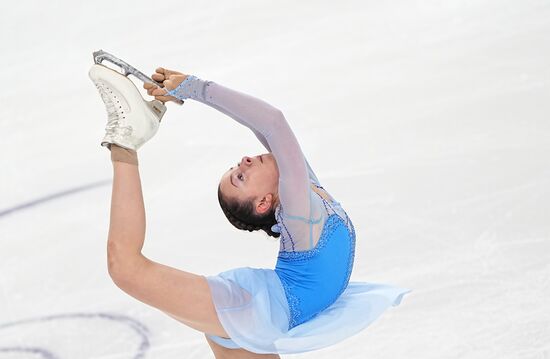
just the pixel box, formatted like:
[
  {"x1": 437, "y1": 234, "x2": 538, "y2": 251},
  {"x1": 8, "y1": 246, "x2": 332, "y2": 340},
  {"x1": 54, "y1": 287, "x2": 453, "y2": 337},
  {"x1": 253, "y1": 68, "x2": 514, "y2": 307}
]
[{"x1": 96, "y1": 83, "x2": 120, "y2": 123}]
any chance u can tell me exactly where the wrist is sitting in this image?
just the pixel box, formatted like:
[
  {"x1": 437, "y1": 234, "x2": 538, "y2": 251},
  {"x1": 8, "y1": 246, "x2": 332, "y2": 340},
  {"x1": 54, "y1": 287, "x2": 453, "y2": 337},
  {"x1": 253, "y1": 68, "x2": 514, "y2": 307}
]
[{"x1": 165, "y1": 75, "x2": 203, "y2": 101}]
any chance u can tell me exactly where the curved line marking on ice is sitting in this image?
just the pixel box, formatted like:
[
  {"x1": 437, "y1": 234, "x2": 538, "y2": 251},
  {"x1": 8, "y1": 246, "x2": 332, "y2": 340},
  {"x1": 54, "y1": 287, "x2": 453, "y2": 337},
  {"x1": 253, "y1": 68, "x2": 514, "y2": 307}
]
[
  {"x1": 0, "y1": 347, "x2": 58, "y2": 359},
  {"x1": 0, "y1": 180, "x2": 110, "y2": 219},
  {"x1": 0, "y1": 312, "x2": 150, "y2": 359}
]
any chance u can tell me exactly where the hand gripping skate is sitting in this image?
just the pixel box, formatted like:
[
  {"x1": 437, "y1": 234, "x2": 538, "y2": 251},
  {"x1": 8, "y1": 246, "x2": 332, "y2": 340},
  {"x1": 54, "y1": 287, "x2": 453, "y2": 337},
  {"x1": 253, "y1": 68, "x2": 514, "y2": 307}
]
[
  {"x1": 92, "y1": 50, "x2": 184, "y2": 105},
  {"x1": 89, "y1": 50, "x2": 169, "y2": 151}
]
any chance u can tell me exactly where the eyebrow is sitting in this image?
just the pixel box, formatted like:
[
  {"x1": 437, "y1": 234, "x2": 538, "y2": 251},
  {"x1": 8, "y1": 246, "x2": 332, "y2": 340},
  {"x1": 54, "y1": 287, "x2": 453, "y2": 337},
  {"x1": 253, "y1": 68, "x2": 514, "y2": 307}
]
[{"x1": 229, "y1": 168, "x2": 237, "y2": 187}]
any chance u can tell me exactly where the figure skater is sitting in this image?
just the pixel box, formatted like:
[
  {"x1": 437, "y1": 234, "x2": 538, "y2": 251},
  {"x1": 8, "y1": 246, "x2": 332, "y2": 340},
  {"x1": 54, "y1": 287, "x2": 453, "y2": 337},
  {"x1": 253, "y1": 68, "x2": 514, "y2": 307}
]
[{"x1": 89, "y1": 63, "x2": 410, "y2": 358}]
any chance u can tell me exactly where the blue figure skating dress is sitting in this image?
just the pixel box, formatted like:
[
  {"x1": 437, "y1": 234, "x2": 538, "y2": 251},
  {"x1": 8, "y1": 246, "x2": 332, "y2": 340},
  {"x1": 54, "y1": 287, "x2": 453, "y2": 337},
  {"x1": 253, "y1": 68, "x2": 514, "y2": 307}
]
[{"x1": 167, "y1": 75, "x2": 411, "y2": 354}]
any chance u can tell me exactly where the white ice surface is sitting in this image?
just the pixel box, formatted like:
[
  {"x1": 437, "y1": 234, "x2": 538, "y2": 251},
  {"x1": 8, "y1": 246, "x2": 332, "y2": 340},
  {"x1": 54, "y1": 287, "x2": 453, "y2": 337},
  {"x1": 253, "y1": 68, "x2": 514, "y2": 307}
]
[{"x1": 1, "y1": 0, "x2": 549, "y2": 358}]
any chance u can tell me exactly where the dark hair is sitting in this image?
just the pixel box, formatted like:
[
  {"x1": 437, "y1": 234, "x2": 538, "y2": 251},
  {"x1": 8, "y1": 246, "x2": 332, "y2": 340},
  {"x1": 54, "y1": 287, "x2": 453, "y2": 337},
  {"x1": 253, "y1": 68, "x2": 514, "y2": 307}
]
[{"x1": 217, "y1": 183, "x2": 280, "y2": 238}]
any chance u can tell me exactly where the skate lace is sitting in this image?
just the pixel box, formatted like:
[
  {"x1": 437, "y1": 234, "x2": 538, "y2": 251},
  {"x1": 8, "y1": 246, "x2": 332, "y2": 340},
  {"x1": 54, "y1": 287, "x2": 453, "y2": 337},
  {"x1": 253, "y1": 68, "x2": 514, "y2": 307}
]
[{"x1": 95, "y1": 83, "x2": 132, "y2": 137}]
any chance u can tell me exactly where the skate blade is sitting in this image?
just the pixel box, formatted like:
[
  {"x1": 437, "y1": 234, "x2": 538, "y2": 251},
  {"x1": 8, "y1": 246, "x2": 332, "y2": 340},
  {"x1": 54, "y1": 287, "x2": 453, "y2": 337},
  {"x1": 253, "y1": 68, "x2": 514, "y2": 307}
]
[{"x1": 92, "y1": 49, "x2": 184, "y2": 105}]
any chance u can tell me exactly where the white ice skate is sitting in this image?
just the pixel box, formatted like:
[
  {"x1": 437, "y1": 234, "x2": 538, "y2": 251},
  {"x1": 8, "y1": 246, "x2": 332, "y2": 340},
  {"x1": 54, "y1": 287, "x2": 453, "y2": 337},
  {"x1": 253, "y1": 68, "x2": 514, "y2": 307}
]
[{"x1": 89, "y1": 53, "x2": 167, "y2": 151}]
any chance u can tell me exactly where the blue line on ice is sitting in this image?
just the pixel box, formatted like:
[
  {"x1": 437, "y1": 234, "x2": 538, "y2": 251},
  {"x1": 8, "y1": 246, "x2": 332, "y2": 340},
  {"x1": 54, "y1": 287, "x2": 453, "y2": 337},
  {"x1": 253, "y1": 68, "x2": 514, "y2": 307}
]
[
  {"x1": 0, "y1": 346, "x2": 57, "y2": 359},
  {"x1": 0, "y1": 312, "x2": 150, "y2": 359},
  {"x1": 0, "y1": 180, "x2": 110, "y2": 219}
]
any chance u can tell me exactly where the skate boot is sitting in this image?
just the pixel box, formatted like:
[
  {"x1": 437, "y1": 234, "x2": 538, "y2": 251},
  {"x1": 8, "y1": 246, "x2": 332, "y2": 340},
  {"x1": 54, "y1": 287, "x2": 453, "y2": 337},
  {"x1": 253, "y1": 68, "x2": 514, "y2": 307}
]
[{"x1": 89, "y1": 64, "x2": 167, "y2": 151}]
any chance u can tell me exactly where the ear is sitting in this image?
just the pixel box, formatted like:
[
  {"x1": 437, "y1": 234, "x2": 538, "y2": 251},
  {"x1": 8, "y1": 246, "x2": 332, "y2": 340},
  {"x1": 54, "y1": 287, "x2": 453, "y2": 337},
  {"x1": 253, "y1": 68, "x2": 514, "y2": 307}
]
[{"x1": 256, "y1": 193, "x2": 274, "y2": 215}]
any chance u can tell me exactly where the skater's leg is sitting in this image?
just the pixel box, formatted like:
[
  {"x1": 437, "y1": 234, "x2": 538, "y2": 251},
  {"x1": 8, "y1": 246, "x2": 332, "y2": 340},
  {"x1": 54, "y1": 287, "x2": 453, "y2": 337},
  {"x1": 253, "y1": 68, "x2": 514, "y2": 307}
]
[
  {"x1": 106, "y1": 157, "x2": 229, "y2": 337},
  {"x1": 90, "y1": 65, "x2": 229, "y2": 337},
  {"x1": 205, "y1": 334, "x2": 281, "y2": 359},
  {"x1": 91, "y1": 59, "x2": 279, "y2": 352}
]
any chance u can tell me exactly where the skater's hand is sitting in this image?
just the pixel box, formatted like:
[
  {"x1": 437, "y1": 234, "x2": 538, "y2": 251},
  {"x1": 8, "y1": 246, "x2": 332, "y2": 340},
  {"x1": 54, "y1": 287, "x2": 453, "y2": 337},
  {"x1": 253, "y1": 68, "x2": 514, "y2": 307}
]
[{"x1": 143, "y1": 67, "x2": 188, "y2": 103}]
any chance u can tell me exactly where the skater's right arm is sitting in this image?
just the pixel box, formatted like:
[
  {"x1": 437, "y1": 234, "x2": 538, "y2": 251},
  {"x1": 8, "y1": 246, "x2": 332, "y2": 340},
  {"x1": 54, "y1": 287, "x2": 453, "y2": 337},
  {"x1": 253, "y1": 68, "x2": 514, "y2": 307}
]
[
  {"x1": 144, "y1": 70, "x2": 271, "y2": 151},
  {"x1": 145, "y1": 69, "x2": 321, "y2": 186},
  {"x1": 146, "y1": 70, "x2": 314, "y2": 224}
]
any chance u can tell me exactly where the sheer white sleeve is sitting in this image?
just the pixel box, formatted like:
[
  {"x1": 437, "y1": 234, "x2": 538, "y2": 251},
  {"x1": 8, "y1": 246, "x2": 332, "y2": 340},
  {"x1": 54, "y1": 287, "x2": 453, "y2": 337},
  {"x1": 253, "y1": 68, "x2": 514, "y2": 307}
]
[{"x1": 168, "y1": 76, "x2": 326, "y2": 250}]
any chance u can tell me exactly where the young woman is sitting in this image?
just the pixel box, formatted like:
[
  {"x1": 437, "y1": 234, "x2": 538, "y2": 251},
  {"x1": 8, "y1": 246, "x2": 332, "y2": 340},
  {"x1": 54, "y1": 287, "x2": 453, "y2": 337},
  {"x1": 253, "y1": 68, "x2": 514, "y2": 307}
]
[{"x1": 89, "y1": 63, "x2": 410, "y2": 358}]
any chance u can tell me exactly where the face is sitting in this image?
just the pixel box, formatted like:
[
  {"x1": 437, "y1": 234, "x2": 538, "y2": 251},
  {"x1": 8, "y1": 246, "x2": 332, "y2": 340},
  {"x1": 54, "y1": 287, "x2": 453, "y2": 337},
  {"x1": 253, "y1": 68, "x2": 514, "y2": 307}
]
[{"x1": 219, "y1": 153, "x2": 280, "y2": 215}]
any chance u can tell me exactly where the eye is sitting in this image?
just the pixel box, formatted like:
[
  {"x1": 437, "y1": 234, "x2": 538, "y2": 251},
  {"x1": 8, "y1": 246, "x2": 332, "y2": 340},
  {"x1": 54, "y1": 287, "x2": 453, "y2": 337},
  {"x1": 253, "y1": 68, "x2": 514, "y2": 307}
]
[{"x1": 238, "y1": 173, "x2": 244, "y2": 181}]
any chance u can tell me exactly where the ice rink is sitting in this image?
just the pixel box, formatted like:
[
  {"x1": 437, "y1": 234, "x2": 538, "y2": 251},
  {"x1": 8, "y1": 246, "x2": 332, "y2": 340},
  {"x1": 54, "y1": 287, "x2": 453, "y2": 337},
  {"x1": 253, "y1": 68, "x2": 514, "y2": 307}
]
[{"x1": 1, "y1": 0, "x2": 549, "y2": 358}]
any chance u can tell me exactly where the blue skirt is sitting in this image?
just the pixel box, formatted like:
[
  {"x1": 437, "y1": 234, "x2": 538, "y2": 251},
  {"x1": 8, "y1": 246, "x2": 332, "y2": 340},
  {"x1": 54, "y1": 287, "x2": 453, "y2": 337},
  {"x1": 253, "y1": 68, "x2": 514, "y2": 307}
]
[{"x1": 205, "y1": 267, "x2": 410, "y2": 354}]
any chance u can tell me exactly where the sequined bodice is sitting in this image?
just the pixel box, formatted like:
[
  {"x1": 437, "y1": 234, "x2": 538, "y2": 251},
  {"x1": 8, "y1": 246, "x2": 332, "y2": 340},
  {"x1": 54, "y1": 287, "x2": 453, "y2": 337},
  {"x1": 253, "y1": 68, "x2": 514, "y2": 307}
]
[{"x1": 274, "y1": 202, "x2": 356, "y2": 329}]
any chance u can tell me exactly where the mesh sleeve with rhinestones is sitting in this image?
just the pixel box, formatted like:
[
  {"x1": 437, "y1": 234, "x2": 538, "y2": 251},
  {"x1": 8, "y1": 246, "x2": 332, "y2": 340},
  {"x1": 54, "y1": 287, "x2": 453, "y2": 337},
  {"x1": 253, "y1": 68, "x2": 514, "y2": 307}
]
[{"x1": 168, "y1": 75, "x2": 329, "y2": 251}]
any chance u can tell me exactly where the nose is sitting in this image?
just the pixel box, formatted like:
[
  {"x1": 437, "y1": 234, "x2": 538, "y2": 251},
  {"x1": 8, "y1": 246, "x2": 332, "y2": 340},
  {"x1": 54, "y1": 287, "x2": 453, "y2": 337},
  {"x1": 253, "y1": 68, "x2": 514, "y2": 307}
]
[{"x1": 240, "y1": 156, "x2": 253, "y2": 167}]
